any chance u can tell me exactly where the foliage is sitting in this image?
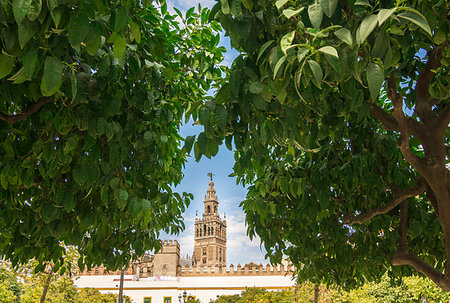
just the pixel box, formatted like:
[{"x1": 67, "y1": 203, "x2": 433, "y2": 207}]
[
  {"x1": 201, "y1": 0, "x2": 449, "y2": 290},
  {"x1": 0, "y1": 267, "x2": 21, "y2": 301},
  {"x1": 0, "y1": 0, "x2": 224, "y2": 272},
  {"x1": 0, "y1": 283, "x2": 16, "y2": 303},
  {"x1": 211, "y1": 276, "x2": 450, "y2": 303},
  {"x1": 211, "y1": 288, "x2": 295, "y2": 303},
  {"x1": 0, "y1": 266, "x2": 129, "y2": 302}
]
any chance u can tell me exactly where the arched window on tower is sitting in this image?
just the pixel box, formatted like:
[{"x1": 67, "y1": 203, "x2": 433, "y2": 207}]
[
  {"x1": 207, "y1": 227, "x2": 210, "y2": 235},
  {"x1": 214, "y1": 206, "x2": 217, "y2": 213},
  {"x1": 203, "y1": 224, "x2": 206, "y2": 235},
  {"x1": 207, "y1": 205, "x2": 211, "y2": 213}
]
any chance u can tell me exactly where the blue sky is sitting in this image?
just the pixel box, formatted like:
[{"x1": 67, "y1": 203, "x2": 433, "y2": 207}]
[
  {"x1": 162, "y1": 0, "x2": 268, "y2": 265},
  {"x1": 172, "y1": 122, "x2": 268, "y2": 265}
]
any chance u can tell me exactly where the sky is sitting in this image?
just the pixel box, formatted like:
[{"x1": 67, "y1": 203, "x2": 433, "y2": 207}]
[
  {"x1": 161, "y1": 0, "x2": 268, "y2": 266},
  {"x1": 169, "y1": 121, "x2": 268, "y2": 266}
]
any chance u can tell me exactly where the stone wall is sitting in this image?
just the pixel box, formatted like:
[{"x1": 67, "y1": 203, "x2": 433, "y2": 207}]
[
  {"x1": 178, "y1": 263, "x2": 295, "y2": 277},
  {"x1": 152, "y1": 240, "x2": 180, "y2": 277}
]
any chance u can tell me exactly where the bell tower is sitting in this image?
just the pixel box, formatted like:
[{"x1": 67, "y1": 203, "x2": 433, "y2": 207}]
[{"x1": 193, "y1": 174, "x2": 227, "y2": 267}]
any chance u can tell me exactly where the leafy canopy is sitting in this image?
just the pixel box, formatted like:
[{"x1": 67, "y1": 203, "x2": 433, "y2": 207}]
[
  {"x1": 0, "y1": 0, "x2": 224, "y2": 272},
  {"x1": 198, "y1": 0, "x2": 449, "y2": 290}
]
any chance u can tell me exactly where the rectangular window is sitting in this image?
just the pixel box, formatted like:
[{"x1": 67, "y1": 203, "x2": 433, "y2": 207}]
[
  {"x1": 163, "y1": 297, "x2": 172, "y2": 303},
  {"x1": 143, "y1": 298, "x2": 151, "y2": 303}
]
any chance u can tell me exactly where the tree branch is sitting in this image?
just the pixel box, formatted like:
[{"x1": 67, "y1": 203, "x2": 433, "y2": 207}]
[
  {"x1": 342, "y1": 177, "x2": 426, "y2": 225},
  {"x1": 435, "y1": 102, "x2": 450, "y2": 138},
  {"x1": 369, "y1": 103, "x2": 400, "y2": 131},
  {"x1": 398, "y1": 200, "x2": 408, "y2": 251},
  {"x1": 0, "y1": 98, "x2": 50, "y2": 125},
  {"x1": 391, "y1": 250, "x2": 450, "y2": 291},
  {"x1": 415, "y1": 48, "x2": 442, "y2": 123}
]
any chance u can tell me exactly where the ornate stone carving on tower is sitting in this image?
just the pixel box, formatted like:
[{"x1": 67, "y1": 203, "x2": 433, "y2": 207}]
[{"x1": 193, "y1": 174, "x2": 227, "y2": 267}]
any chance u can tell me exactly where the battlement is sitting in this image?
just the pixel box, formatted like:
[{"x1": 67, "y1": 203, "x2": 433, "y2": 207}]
[
  {"x1": 162, "y1": 240, "x2": 179, "y2": 246},
  {"x1": 178, "y1": 263, "x2": 295, "y2": 277}
]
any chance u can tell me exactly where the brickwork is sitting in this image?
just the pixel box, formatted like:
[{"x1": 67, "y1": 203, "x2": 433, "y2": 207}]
[{"x1": 193, "y1": 177, "x2": 227, "y2": 267}]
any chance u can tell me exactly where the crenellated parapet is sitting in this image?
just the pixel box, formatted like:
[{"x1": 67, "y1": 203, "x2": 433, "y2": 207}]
[{"x1": 178, "y1": 263, "x2": 295, "y2": 277}]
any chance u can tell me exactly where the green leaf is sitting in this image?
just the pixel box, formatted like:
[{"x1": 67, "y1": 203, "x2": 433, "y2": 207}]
[
  {"x1": 160, "y1": 134, "x2": 168, "y2": 144},
  {"x1": 318, "y1": 46, "x2": 338, "y2": 58},
  {"x1": 241, "y1": 0, "x2": 253, "y2": 10},
  {"x1": 283, "y1": 8, "x2": 304, "y2": 19},
  {"x1": 230, "y1": 70, "x2": 240, "y2": 98},
  {"x1": 114, "y1": 6, "x2": 128, "y2": 32},
  {"x1": 197, "y1": 132, "x2": 207, "y2": 154},
  {"x1": 354, "y1": 0, "x2": 370, "y2": 6},
  {"x1": 297, "y1": 47, "x2": 310, "y2": 62},
  {"x1": 214, "y1": 105, "x2": 228, "y2": 129},
  {"x1": 50, "y1": 7, "x2": 62, "y2": 27},
  {"x1": 113, "y1": 34, "x2": 126, "y2": 59},
  {"x1": 129, "y1": 20, "x2": 141, "y2": 43},
  {"x1": 198, "y1": 107, "x2": 210, "y2": 125},
  {"x1": 18, "y1": 19, "x2": 37, "y2": 49},
  {"x1": 0, "y1": 55, "x2": 16, "y2": 79},
  {"x1": 230, "y1": 0, "x2": 242, "y2": 18},
  {"x1": 63, "y1": 191, "x2": 75, "y2": 212},
  {"x1": 68, "y1": 11, "x2": 89, "y2": 47},
  {"x1": 308, "y1": 2, "x2": 323, "y2": 28},
  {"x1": 280, "y1": 31, "x2": 295, "y2": 55},
  {"x1": 397, "y1": 11, "x2": 432, "y2": 37},
  {"x1": 215, "y1": 83, "x2": 230, "y2": 104},
  {"x1": 142, "y1": 199, "x2": 151, "y2": 213},
  {"x1": 184, "y1": 135, "x2": 196, "y2": 154},
  {"x1": 275, "y1": 0, "x2": 288, "y2": 9},
  {"x1": 334, "y1": 28, "x2": 353, "y2": 46},
  {"x1": 27, "y1": 0, "x2": 42, "y2": 21},
  {"x1": 308, "y1": 59, "x2": 323, "y2": 83},
  {"x1": 257, "y1": 40, "x2": 274, "y2": 63},
  {"x1": 71, "y1": 67, "x2": 77, "y2": 100},
  {"x1": 273, "y1": 55, "x2": 286, "y2": 79},
  {"x1": 127, "y1": 197, "x2": 141, "y2": 217},
  {"x1": 357, "y1": 14, "x2": 377, "y2": 45},
  {"x1": 73, "y1": 165, "x2": 87, "y2": 187},
  {"x1": 41, "y1": 57, "x2": 62, "y2": 96},
  {"x1": 117, "y1": 189, "x2": 128, "y2": 209},
  {"x1": 1, "y1": 174, "x2": 8, "y2": 190},
  {"x1": 8, "y1": 67, "x2": 29, "y2": 83},
  {"x1": 110, "y1": 177, "x2": 119, "y2": 189},
  {"x1": 434, "y1": 30, "x2": 446, "y2": 45},
  {"x1": 249, "y1": 82, "x2": 263, "y2": 94},
  {"x1": 377, "y1": 8, "x2": 396, "y2": 26},
  {"x1": 219, "y1": 0, "x2": 230, "y2": 15},
  {"x1": 13, "y1": 0, "x2": 32, "y2": 24},
  {"x1": 85, "y1": 23, "x2": 102, "y2": 56},
  {"x1": 321, "y1": 0, "x2": 338, "y2": 18},
  {"x1": 366, "y1": 62, "x2": 384, "y2": 101},
  {"x1": 23, "y1": 46, "x2": 37, "y2": 77}
]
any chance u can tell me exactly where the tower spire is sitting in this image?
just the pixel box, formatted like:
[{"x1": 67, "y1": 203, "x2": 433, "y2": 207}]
[{"x1": 193, "y1": 175, "x2": 227, "y2": 267}]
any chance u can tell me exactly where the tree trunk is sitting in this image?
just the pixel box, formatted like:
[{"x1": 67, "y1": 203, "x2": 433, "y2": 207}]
[
  {"x1": 314, "y1": 284, "x2": 319, "y2": 303},
  {"x1": 40, "y1": 268, "x2": 53, "y2": 303},
  {"x1": 118, "y1": 268, "x2": 125, "y2": 303}
]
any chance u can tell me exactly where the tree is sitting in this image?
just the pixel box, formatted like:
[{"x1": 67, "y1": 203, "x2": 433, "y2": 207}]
[
  {"x1": 197, "y1": 0, "x2": 449, "y2": 290},
  {"x1": 0, "y1": 267, "x2": 21, "y2": 301},
  {"x1": 0, "y1": 0, "x2": 224, "y2": 272}
]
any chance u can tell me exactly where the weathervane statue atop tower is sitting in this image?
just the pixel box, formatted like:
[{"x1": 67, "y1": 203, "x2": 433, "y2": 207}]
[{"x1": 207, "y1": 172, "x2": 214, "y2": 180}]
